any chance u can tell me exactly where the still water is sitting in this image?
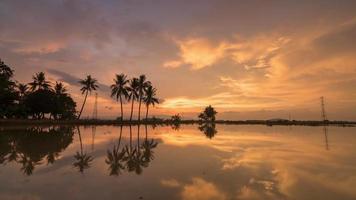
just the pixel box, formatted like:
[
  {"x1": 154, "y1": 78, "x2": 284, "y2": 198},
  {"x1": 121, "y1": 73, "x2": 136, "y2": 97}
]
[{"x1": 0, "y1": 124, "x2": 355, "y2": 200}]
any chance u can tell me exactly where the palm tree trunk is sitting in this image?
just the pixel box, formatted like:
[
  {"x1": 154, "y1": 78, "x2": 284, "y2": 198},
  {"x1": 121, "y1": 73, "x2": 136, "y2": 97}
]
[
  {"x1": 77, "y1": 90, "x2": 88, "y2": 119},
  {"x1": 145, "y1": 105, "x2": 149, "y2": 121},
  {"x1": 119, "y1": 95, "x2": 123, "y2": 121},
  {"x1": 130, "y1": 99, "x2": 134, "y2": 121},
  {"x1": 138, "y1": 95, "x2": 142, "y2": 121}
]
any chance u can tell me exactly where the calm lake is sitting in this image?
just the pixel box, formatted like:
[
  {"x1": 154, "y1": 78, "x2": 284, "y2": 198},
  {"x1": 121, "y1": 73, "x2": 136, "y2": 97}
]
[{"x1": 0, "y1": 124, "x2": 355, "y2": 200}]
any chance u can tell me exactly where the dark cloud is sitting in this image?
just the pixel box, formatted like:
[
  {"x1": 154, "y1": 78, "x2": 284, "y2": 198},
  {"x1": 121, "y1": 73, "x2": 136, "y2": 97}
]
[{"x1": 47, "y1": 68, "x2": 111, "y2": 93}]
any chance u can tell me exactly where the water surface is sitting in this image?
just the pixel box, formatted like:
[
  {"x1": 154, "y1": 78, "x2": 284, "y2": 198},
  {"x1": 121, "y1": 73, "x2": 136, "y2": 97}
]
[{"x1": 0, "y1": 125, "x2": 355, "y2": 200}]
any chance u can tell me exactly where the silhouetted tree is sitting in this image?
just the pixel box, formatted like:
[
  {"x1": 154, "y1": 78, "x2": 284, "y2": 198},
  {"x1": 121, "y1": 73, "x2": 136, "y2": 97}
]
[
  {"x1": 127, "y1": 78, "x2": 139, "y2": 121},
  {"x1": 29, "y1": 72, "x2": 51, "y2": 91},
  {"x1": 111, "y1": 74, "x2": 129, "y2": 121},
  {"x1": 17, "y1": 83, "x2": 29, "y2": 98},
  {"x1": 137, "y1": 75, "x2": 151, "y2": 121},
  {"x1": 52, "y1": 82, "x2": 76, "y2": 119},
  {"x1": 198, "y1": 105, "x2": 217, "y2": 122},
  {"x1": 143, "y1": 85, "x2": 159, "y2": 120},
  {"x1": 25, "y1": 89, "x2": 55, "y2": 119},
  {"x1": 78, "y1": 75, "x2": 99, "y2": 119},
  {"x1": 0, "y1": 59, "x2": 17, "y2": 118}
]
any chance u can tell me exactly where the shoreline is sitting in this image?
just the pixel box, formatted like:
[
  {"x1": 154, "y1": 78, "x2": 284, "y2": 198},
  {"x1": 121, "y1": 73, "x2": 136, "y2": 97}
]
[{"x1": 0, "y1": 119, "x2": 355, "y2": 127}]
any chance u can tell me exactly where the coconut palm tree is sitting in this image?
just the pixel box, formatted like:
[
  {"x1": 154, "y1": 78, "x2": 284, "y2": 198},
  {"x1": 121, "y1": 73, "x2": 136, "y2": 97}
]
[
  {"x1": 143, "y1": 85, "x2": 159, "y2": 121},
  {"x1": 137, "y1": 75, "x2": 151, "y2": 121},
  {"x1": 54, "y1": 81, "x2": 67, "y2": 95},
  {"x1": 127, "y1": 78, "x2": 139, "y2": 121},
  {"x1": 77, "y1": 75, "x2": 99, "y2": 119},
  {"x1": 17, "y1": 83, "x2": 28, "y2": 98},
  {"x1": 29, "y1": 72, "x2": 51, "y2": 91},
  {"x1": 110, "y1": 74, "x2": 129, "y2": 121}
]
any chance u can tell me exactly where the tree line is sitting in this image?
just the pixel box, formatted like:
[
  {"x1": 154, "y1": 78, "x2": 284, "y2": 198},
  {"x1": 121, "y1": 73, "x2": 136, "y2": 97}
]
[{"x1": 0, "y1": 59, "x2": 159, "y2": 121}]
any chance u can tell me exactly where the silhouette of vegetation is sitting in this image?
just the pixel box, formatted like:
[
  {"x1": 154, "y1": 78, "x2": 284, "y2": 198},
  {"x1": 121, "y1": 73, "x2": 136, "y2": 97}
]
[
  {"x1": 78, "y1": 75, "x2": 99, "y2": 119},
  {"x1": 198, "y1": 123, "x2": 218, "y2": 139},
  {"x1": 73, "y1": 127, "x2": 94, "y2": 173},
  {"x1": 137, "y1": 75, "x2": 151, "y2": 121},
  {"x1": 143, "y1": 85, "x2": 159, "y2": 121},
  {"x1": 0, "y1": 126, "x2": 75, "y2": 175},
  {"x1": 105, "y1": 126, "x2": 126, "y2": 176},
  {"x1": 198, "y1": 105, "x2": 217, "y2": 122},
  {"x1": 127, "y1": 78, "x2": 139, "y2": 121},
  {"x1": 0, "y1": 59, "x2": 77, "y2": 119},
  {"x1": 111, "y1": 74, "x2": 129, "y2": 121},
  {"x1": 0, "y1": 59, "x2": 17, "y2": 118}
]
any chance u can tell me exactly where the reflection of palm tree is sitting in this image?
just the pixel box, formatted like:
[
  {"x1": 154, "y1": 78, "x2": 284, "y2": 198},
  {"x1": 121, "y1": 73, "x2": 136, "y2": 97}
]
[
  {"x1": 46, "y1": 152, "x2": 58, "y2": 165},
  {"x1": 73, "y1": 127, "x2": 93, "y2": 173},
  {"x1": 141, "y1": 125, "x2": 158, "y2": 164},
  {"x1": 123, "y1": 125, "x2": 146, "y2": 175},
  {"x1": 78, "y1": 75, "x2": 99, "y2": 119},
  {"x1": 105, "y1": 126, "x2": 126, "y2": 176},
  {"x1": 198, "y1": 123, "x2": 218, "y2": 139},
  {"x1": 111, "y1": 74, "x2": 129, "y2": 120},
  {"x1": 19, "y1": 154, "x2": 40, "y2": 176}
]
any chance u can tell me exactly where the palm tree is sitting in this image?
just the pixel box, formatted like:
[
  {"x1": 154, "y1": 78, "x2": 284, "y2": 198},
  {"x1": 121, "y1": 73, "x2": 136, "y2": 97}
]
[
  {"x1": 143, "y1": 85, "x2": 159, "y2": 120},
  {"x1": 77, "y1": 75, "x2": 99, "y2": 119},
  {"x1": 29, "y1": 72, "x2": 51, "y2": 91},
  {"x1": 137, "y1": 75, "x2": 151, "y2": 121},
  {"x1": 110, "y1": 74, "x2": 129, "y2": 121},
  {"x1": 54, "y1": 81, "x2": 67, "y2": 95},
  {"x1": 127, "y1": 78, "x2": 139, "y2": 121},
  {"x1": 17, "y1": 83, "x2": 28, "y2": 98}
]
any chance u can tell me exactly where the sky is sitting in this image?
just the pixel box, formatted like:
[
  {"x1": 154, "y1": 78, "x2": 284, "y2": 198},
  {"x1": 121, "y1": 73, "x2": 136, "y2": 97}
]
[{"x1": 1, "y1": 0, "x2": 356, "y2": 120}]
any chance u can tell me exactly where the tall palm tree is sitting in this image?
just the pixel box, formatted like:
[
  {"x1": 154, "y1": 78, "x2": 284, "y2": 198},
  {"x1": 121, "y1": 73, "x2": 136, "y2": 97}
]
[
  {"x1": 110, "y1": 74, "x2": 129, "y2": 121},
  {"x1": 54, "y1": 81, "x2": 67, "y2": 95},
  {"x1": 78, "y1": 75, "x2": 99, "y2": 119},
  {"x1": 143, "y1": 85, "x2": 159, "y2": 120},
  {"x1": 137, "y1": 75, "x2": 151, "y2": 121},
  {"x1": 127, "y1": 78, "x2": 139, "y2": 121},
  {"x1": 29, "y1": 72, "x2": 51, "y2": 91}
]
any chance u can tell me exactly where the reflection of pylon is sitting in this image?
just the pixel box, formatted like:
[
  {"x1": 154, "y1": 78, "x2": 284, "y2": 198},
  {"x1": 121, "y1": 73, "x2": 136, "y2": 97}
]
[
  {"x1": 320, "y1": 96, "x2": 327, "y2": 122},
  {"x1": 92, "y1": 93, "x2": 98, "y2": 119}
]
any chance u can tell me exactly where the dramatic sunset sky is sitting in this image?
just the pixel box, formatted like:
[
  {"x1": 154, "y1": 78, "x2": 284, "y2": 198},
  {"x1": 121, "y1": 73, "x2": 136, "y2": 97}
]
[{"x1": 1, "y1": 0, "x2": 356, "y2": 120}]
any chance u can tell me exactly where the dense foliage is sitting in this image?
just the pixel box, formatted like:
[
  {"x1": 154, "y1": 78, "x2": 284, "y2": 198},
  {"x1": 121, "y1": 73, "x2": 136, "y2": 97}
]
[
  {"x1": 0, "y1": 59, "x2": 76, "y2": 119},
  {"x1": 198, "y1": 105, "x2": 217, "y2": 122}
]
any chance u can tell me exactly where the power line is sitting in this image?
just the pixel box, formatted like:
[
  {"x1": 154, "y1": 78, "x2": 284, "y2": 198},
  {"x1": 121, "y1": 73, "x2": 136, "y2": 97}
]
[{"x1": 320, "y1": 96, "x2": 327, "y2": 122}]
